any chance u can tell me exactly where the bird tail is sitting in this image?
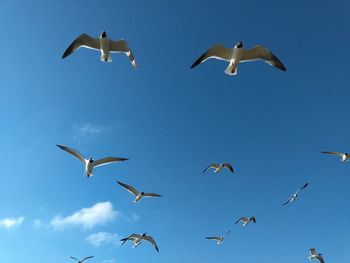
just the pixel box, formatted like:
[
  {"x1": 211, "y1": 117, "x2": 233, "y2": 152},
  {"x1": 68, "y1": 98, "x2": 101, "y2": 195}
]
[
  {"x1": 225, "y1": 62, "x2": 237, "y2": 75},
  {"x1": 101, "y1": 53, "x2": 112, "y2": 62}
]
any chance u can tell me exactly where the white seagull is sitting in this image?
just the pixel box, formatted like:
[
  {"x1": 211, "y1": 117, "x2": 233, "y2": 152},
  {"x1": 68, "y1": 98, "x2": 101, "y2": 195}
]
[
  {"x1": 202, "y1": 163, "x2": 234, "y2": 174},
  {"x1": 62, "y1": 31, "x2": 137, "y2": 68},
  {"x1": 321, "y1": 151, "x2": 350, "y2": 162},
  {"x1": 69, "y1": 256, "x2": 94, "y2": 263},
  {"x1": 191, "y1": 41, "x2": 286, "y2": 75},
  {"x1": 235, "y1": 216, "x2": 256, "y2": 226},
  {"x1": 206, "y1": 230, "x2": 230, "y2": 245},
  {"x1": 282, "y1": 182, "x2": 309, "y2": 206},
  {"x1": 117, "y1": 181, "x2": 162, "y2": 202},
  {"x1": 308, "y1": 248, "x2": 324, "y2": 263},
  {"x1": 121, "y1": 233, "x2": 159, "y2": 252},
  {"x1": 56, "y1": 144, "x2": 128, "y2": 177}
]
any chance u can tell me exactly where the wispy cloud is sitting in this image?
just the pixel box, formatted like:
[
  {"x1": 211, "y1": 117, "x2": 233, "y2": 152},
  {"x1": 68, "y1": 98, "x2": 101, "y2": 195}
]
[
  {"x1": 50, "y1": 202, "x2": 119, "y2": 230},
  {"x1": 72, "y1": 123, "x2": 110, "y2": 142},
  {"x1": 86, "y1": 232, "x2": 120, "y2": 247},
  {"x1": 0, "y1": 217, "x2": 24, "y2": 229}
]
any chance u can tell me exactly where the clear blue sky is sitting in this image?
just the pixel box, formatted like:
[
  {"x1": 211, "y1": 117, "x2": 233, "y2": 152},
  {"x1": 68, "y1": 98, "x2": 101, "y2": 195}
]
[{"x1": 0, "y1": 0, "x2": 350, "y2": 262}]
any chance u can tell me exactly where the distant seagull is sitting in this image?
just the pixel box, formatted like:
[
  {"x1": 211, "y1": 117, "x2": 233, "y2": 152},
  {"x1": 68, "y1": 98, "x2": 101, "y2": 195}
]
[
  {"x1": 202, "y1": 163, "x2": 234, "y2": 174},
  {"x1": 69, "y1": 256, "x2": 94, "y2": 263},
  {"x1": 62, "y1": 31, "x2": 137, "y2": 68},
  {"x1": 282, "y1": 182, "x2": 309, "y2": 206},
  {"x1": 191, "y1": 41, "x2": 286, "y2": 75},
  {"x1": 121, "y1": 233, "x2": 159, "y2": 252},
  {"x1": 206, "y1": 230, "x2": 230, "y2": 245},
  {"x1": 56, "y1": 144, "x2": 128, "y2": 177},
  {"x1": 117, "y1": 181, "x2": 162, "y2": 202},
  {"x1": 321, "y1": 151, "x2": 350, "y2": 162},
  {"x1": 235, "y1": 216, "x2": 256, "y2": 226},
  {"x1": 308, "y1": 248, "x2": 324, "y2": 263}
]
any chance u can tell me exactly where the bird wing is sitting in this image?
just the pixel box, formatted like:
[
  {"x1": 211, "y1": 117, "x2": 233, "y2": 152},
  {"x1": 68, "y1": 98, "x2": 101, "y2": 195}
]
[
  {"x1": 142, "y1": 193, "x2": 162, "y2": 198},
  {"x1": 234, "y1": 217, "x2": 244, "y2": 224},
  {"x1": 117, "y1": 181, "x2": 139, "y2": 196},
  {"x1": 222, "y1": 163, "x2": 234, "y2": 173},
  {"x1": 250, "y1": 216, "x2": 256, "y2": 223},
  {"x1": 240, "y1": 45, "x2": 286, "y2": 71},
  {"x1": 321, "y1": 151, "x2": 344, "y2": 157},
  {"x1": 296, "y1": 182, "x2": 309, "y2": 194},
  {"x1": 120, "y1": 233, "x2": 139, "y2": 245},
  {"x1": 109, "y1": 39, "x2": 137, "y2": 68},
  {"x1": 309, "y1": 248, "x2": 317, "y2": 256},
  {"x1": 202, "y1": 163, "x2": 219, "y2": 174},
  {"x1": 56, "y1": 144, "x2": 86, "y2": 163},
  {"x1": 62, "y1": 34, "x2": 100, "y2": 59},
  {"x1": 93, "y1": 157, "x2": 128, "y2": 168},
  {"x1": 206, "y1": 237, "x2": 220, "y2": 241},
  {"x1": 282, "y1": 197, "x2": 292, "y2": 206},
  {"x1": 316, "y1": 255, "x2": 325, "y2": 263},
  {"x1": 81, "y1": 256, "x2": 94, "y2": 262},
  {"x1": 70, "y1": 257, "x2": 79, "y2": 262},
  {"x1": 191, "y1": 44, "x2": 232, "y2": 68},
  {"x1": 142, "y1": 235, "x2": 159, "y2": 252}
]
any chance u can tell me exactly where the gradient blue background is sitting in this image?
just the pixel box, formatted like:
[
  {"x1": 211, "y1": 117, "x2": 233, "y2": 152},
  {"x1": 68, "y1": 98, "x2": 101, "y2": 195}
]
[{"x1": 0, "y1": 0, "x2": 349, "y2": 262}]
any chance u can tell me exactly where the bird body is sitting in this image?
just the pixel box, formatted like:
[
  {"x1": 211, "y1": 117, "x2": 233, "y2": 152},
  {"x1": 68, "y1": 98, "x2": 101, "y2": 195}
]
[
  {"x1": 62, "y1": 31, "x2": 137, "y2": 68},
  {"x1": 202, "y1": 163, "x2": 234, "y2": 174},
  {"x1": 206, "y1": 230, "x2": 230, "y2": 245},
  {"x1": 70, "y1": 256, "x2": 94, "y2": 263},
  {"x1": 321, "y1": 151, "x2": 350, "y2": 162},
  {"x1": 56, "y1": 144, "x2": 128, "y2": 177},
  {"x1": 191, "y1": 41, "x2": 286, "y2": 75},
  {"x1": 117, "y1": 181, "x2": 162, "y2": 203},
  {"x1": 235, "y1": 216, "x2": 256, "y2": 226},
  {"x1": 121, "y1": 233, "x2": 159, "y2": 252},
  {"x1": 282, "y1": 182, "x2": 309, "y2": 206},
  {"x1": 309, "y1": 248, "x2": 324, "y2": 263}
]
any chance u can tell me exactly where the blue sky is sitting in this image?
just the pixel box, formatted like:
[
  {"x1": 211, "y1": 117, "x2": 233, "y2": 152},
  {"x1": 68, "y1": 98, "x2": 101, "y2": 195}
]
[{"x1": 0, "y1": 0, "x2": 350, "y2": 262}]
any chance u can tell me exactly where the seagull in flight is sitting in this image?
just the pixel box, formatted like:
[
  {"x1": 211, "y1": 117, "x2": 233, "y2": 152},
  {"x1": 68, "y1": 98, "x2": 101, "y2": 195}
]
[
  {"x1": 62, "y1": 31, "x2": 137, "y2": 68},
  {"x1": 235, "y1": 216, "x2": 256, "y2": 226},
  {"x1": 117, "y1": 181, "x2": 162, "y2": 203},
  {"x1": 202, "y1": 163, "x2": 234, "y2": 174},
  {"x1": 321, "y1": 151, "x2": 350, "y2": 162},
  {"x1": 120, "y1": 233, "x2": 159, "y2": 252},
  {"x1": 191, "y1": 41, "x2": 286, "y2": 75},
  {"x1": 206, "y1": 230, "x2": 230, "y2": 245},
  {"x1": 69, "y1": 256, "x2": 94, "y2": 263},
  {"x1": 282, "y1": 182, "x2": 309, "y2": 206},
  {"x1": 308, "y1": 248, "x2": 324, "y2": 263},
  {"x1": 56, "y1": 144, "x2": 128, "y2": 177}
]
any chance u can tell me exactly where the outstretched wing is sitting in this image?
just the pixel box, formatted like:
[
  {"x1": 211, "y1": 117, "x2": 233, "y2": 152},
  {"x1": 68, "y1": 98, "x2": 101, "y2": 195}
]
[
  {"x1": 70, "y1": 257, "x2": 79, "y2": 262},
  {"x1": 143, "y1": 235, "x2": 159, "y2": 252},
  {"x1": 81, "y1": 256, "x2": 94, "y2": 262},
  {"x1": 234, "y1": 217, "x2": 243, "y2": 224},
  {"x1": 202, "y1": 163, "x2": 218, "y2": 174},
  {"x1": 109, "y1": 39, "x2": 137, "y2": 68},
  {"x1": 222, "y1": 163, "x2": 234, "y2": 173},
  {"x1": 120, "y1": 233, "x2": 139, "y2": 246},
  {"x1": 249, "y1": 216, "x2": 256, "y2": 223},
  {"x1": 240, "y1": 45, "x2": 286, "y2": 71},
  {"x1": 321, "y1": 151, "x2": 344, "y2": 157},
  {"x1": 62, "y1": 33, "x2": 100, "y2": 59},
  {"x1": 117, "y1": 181, "x2": 139, "y2": 196},
  {"x1": 206, "y1": 236, "x2": 220, "y2": 241},
  {"x1": 56, "y1": 144, "x2": 86, "y2": 163},
  {"x1": 282, "y1": 197, "x2": 292, "y2": 206},
  {"x1": 143, "y1": 192, "x2": 162, "y2": 198},
  {"x1": 191, "y1": 44, "x2": 232, "y2": 68},
  {"x1": 296, "y1": 182, "x2": 309, "y2": 194},
  {"x1": 93, "y1": 157, "x2": 128, "y2": 168}
]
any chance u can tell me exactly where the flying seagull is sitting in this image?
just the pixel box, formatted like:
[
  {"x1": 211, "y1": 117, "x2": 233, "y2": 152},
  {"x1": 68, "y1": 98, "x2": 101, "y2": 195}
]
[
  {"x1": 321, "y1": 151, "x2": 350, "y2": 162},
  {"x1": 282, "y1": 182, "x2": 309, "y2": 206},
  {"x1": 235, "y1": 216, "x2": 256, "y2": 226},
  {"x1": 191, "y1": 41, "x2": 286, "y2": 75},
  {"x1": 121, "y1": 233, "x2": 159, "y2": 252},
  {"x1": 56, "y1": 144, "x2": 128, "y2": 177},
  {"x1": 202, "y1": 163, "x2": 234, "y2": 174},
  {"x1": 206, "y1": 230, "x2": 230, "y2": 245},
  {"x1": 62, "y1": 31, "x2": 137, "y2": 68},
  {"x1": 308, "y1": 248, "x2": 324, "y2": 263},
  {"x1": 69, "y1": 256, "x2": 94, "y2": 263},
  {"x1": 117, "y1": 181, "x2": 162, "y2": 202}
]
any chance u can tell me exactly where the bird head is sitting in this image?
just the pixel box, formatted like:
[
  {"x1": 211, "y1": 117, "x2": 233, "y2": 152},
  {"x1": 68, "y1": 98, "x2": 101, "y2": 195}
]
[
  {"x1": 236, "y1": 41, "x2": 243, "y2": 48},
  {"x1": 142, "y1": 232, "x2": 147, "y2": 236},
  {"x1": 141, "y1": 192, "x2": 145, "y2": 195},
  {"x1": 88, "y1": 158, "x2": 94, "y2": 163},
  {"x1": 100, "y1": 31, "x2": 107, "y2": 38}
]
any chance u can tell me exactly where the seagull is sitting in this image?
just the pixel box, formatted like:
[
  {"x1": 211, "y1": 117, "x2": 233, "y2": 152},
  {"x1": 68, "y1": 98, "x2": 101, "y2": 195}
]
[
  {"x1": 206, "y1": 230, "x2": 230, "y2": 245},
  {"x1": 308, "y1": 248, "x2": 324, "y2": 263},
  {"x1": 62, "y1": 31, "x2": 137, "y2": 68},
  {"x1": 69, "y1": 256, "x2": 94, "y2": 263},
  {"x1": 117, "y1": 181, "x2": 162, "y2": 202},
  {"x1": 202, "y1": 163, "x2": 234, "y2": 174},
  {"x1": 282, "y1": 182, "x2": 309, "y2": 206},
  {"x1": 56, "y1": 144, "x2": 128, "y2": 177},
  {"x1": 235, "y1": 216, "x2": 256, "y2": 226},
  {"x1": 321, "y1": 151, "x2": 350, "y2": 162},
  {"x1": 120, "y1": 233, "x2": 159, "y2": 252},
  {"x1": 191, "y1": 41, "x2": 286, "y2": 75}
]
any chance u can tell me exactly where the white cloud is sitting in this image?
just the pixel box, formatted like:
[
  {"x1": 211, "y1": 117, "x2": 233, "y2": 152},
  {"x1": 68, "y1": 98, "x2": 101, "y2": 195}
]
[
  {"x1": 0, "y1": 217, "x2": 24, "y2": 229},
  {"x1": 86, "y1": 232, "x2": 120, "y2": 247},
  {"x1": 50, "y1": 202, "x2": 119, "y2": 230},
  {"x1": 73, "y1": 123, "x2": 110, "y2": 140}
]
